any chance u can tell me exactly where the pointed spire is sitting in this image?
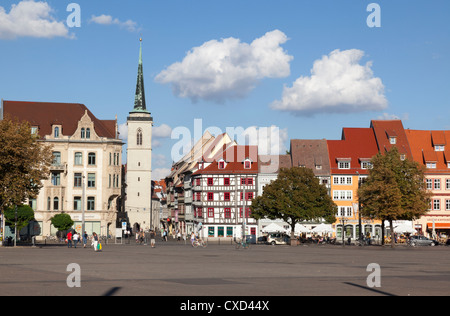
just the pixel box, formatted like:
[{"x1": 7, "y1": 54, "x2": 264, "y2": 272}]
[{"x1": 133, "y1": 37, "x2": 148, "y2": 113}]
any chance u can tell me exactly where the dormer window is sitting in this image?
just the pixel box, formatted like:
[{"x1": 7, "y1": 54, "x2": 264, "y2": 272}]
[
  {"x1": 435, "y1": 145, "x2": 445, "y2": 152},
  {"x1": 389, "y1": 137, "x2": 397, "y2": 145},
  {"x1": 244, "y1": 159, "x2": 251, "y2": 169},
  {"x1": 54, "y1": 126, "x2": 60, "y2": 138},
  {"x1": 337, "y1": 159, "x2": 351, "y2": 169},
  {"x1": 218, "y1": 160, "x2": 225, "y2": 169}
]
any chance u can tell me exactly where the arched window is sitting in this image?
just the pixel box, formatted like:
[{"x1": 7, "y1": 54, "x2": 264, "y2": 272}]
[
  {"x1": 81, "y1": 128, "x2": 85, "y2": 139},
  {"x1": 86, "y1": 128, "x2": 91, "y2": 139},
  {"x1": 137, "y1": 129, "x2": 143, "y2": 146},
  {"x1": 54, "y1": 127, "x2": 59, "y2": 138},
  {"x1": 53, "y1": 197, "x2": 59, "y2": 211}
]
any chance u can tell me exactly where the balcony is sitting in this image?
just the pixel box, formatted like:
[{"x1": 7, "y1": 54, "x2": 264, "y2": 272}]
[{"x1": 50, "y1": 163, "x2": 67, "y2": 172}]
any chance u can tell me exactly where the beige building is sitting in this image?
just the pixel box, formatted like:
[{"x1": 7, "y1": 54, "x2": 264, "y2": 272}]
[{"x1": 1, "y1": 100, "x2": 123, "y2": 239}]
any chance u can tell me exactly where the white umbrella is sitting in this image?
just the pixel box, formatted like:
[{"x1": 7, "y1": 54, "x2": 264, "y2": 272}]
[
  {"x1": 311, "y1": 223, "x2": 334, "y2": 234},
  {"x1": 295, "y1": 224, "x2": 309, "y2": 234},
  {"x1": 394, "y1": 224, "x2": 416, "y2": 234},
  {"x1": 262, "y1": 223, "x2": 288, "y2": 233}
]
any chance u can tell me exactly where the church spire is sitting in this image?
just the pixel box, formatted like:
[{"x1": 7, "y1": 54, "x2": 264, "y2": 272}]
[{"x1": 132, "y1": 37, "x2": 148, "y2": 113}]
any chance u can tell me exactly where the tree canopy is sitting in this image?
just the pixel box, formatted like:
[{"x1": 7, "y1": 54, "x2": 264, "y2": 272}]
[
  {"x1": 251, "y1": 167, "x2": 337, "y2": 240},
  {"x1": 4, "y1": 204, "x2": 35, "y2": 232},
  {"x1": 357, "y1": 147, "x2": 431, "y2": 247},
  {"x1": 50, "y1": 213, "x2": 74, "y2": 232},
  {"x1": 0, "y1": 117, "x2": 53, "y2": 213}
]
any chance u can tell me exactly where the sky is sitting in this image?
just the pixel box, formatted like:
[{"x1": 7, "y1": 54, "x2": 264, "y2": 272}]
[{"x1": 1, "y1": 0, "x2": 449, "y2": 180}]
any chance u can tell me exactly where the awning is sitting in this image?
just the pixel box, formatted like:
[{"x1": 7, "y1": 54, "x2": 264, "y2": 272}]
[{"x1": 427, "y1": 223, "x2": 450, "y2": 229}]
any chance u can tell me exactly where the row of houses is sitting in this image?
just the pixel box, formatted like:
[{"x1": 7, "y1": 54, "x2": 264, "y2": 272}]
[{"x1": 165, "y1": 120, "x2": 450, "y2": 241}]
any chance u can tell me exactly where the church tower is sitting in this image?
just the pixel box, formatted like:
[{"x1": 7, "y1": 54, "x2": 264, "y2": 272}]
[{"x1": 126, "y1": 38, "x2": 153, "y2": 232}]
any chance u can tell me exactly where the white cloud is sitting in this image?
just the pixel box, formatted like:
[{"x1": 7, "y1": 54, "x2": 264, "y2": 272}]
[
  {"x1": 271, "y1": 49, "x2": 388, "y2": 116},
  {"x1": 153, "y1": 124, "x2": 172, "y2": 138},
  {"x1": 155, "y1": 30, "x2": 293, "y2": 103},
  {"x1": 118, "y1": 123, "x2": 128, "y2": 141},
  {"x1": 152, "y1": 168, "x2": 171, "y2": 181},
  {"x1": 90, "y1": 14, "x2": 138, "y2": 32},
  {"x1": 0, "y1": 0, "x2": 71, "y2": 39}
]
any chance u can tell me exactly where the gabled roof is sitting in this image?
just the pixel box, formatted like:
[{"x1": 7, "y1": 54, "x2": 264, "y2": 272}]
[
  {"x1": 193, "y1": 145, "x2": 258, "y2": 175},
  {"x1": 2, "y1": 100, "x2": 117, "y2": 139},
  {"x1": 258, "y1": 154, "x2": 292, "y2": 174},
  {"x1": 405, "y1": 129, "x2": 450, "y2": 172},
  {"x1": 370, "y1": 120, "x2": 412, "y2": 159},
  {"x1": 290, "y1": 139, "x2": 330, "y2": 176},
  {"x1": 327, "y1": 128, "x2": 379, "y2": 175}
]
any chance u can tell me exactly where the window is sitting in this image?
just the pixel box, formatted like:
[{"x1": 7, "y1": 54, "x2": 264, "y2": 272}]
[
  {"x1": 361, "y1": 161, "x2": 373, "y2": 169},
  {"x1": 207, "y1": 192, "x2": 214, "y2": 201},
  {"x1": 224, "y1": 178, "x2": 230, "y2": 186},
  {"x1": 208, "y1": 208, "x2": 214, "y2": 218},
  {"x1": 447, "y1": 179, "x2": 450, "y2": 190},
  {"x1": 53, "y1": 197, "x2": 59, "y2": 210},
  {"x1": 195, "y1": 178, "x2": 201, "y2": 186},
  {"x1": 244, "y1": 160, "x2": 251, "y2": 169},
  {"x1": 73, "y1": 197, "x2": 81, "y2": 211},
  {"x1": 47, "y1": 197, "x2": 51, "y2": 211},
  {"x1": 31, "y1": 127, "x2": 38, "y2": 135},
  {"x1": 218, "y1": 227, "x2": 224, "y2": 238},
  {"x1": 333, "y1": 176, "x2": 352, "y2": 185},
  {"x1": 224, "y1": 192, "x2": 230, "y2": 201},
  {"x1": 426, "y1": 179, "x2": 433, "y2": 189},
  {"x1": 88, "y1": 152, "x2": 96, "y2": 165},
  {"x1": 446, "y1": 200, "x2": 450, "y2": 211},
  {"x1": 54, "y1": 126, "x2": 59, "y2": 138},
  {"x1": 390, "y1": 137, "x2": 397, "y2": 144},
  {"x1": 51, "y1": 172, "x2": 60, "y2": 186},
  {"x1": 338, "y1": 161, "x2": 350, "y2": 169},
  {"x1": 208, "y1": 227, "x2": 215, "y2": 237},
  {"x1": 87, "y1": 173, "x2": 96, "y2": 188},
  {"x1": 52, "y1": 152, "x2": 61, "y2": 165},
  {"x1": 137, "y1": 129, "x2": 143, "y2": 146},
  {"x1": 74, "y1": 173, "x2": 82, "y2": 187},
  {"x1": 86, "y1": 128, "x2": 91, "y2": 139},
  {"x1": 218, "y1": 161, "x2": 225, "y2": 169},
  {"x1": 207, "y1": 178, "x2": 214, "y2": 186},
  {"x1": 87, "y1": 197, "x2": 95, "y2": 211},
  {"x1": 333, "y1": 190, "x2": 352, "y2": 200},
  {"x1": 195, "y1": 192, "x2": 201, "y2": 201},
  {"x1": 81, "y1": 128, "x2": 85, "y2": 139},
  {"x1": 338, "y1": 206, "x2": 353, "y2": 217},
  {"x1": 240, "y1": 208, "x2": 251, "y2": 218},
  {"x1": 224, "y1": 208, "x2": 231, "y2": 218},
  {"x1": 427, "y1": 162, "x2": 437, "y2": 169},
  {"x1": 434, "y1": 179, "x2": 441, "y2": 190},
  {"x1": 435, "y1": 145, "x2": 445, "y2": 152},
  {"x1": 433, "y1": 199, "x2": 440, "y2": 211},
  {"x1": 74, "y1": 152, "x2": 82, "y2": 165},
  {"x1": 226, "y1": 227, "x2": 233, "y2": 237}
]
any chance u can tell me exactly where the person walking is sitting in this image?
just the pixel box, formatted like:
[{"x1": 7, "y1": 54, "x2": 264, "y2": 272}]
[
  {"x1": 67, "y1": 231, "x2": 73, "y2": 248},
  {"x1": 150, "y1": 229, "x2": 156, "y2": 248},
  {"x1": 93, "y1": 232, "x2": 99, "y2": 252},
  {"x1": 83, "y1": 231, "x2": 88, "y2": 248},
  {"x1": 73, "y1": 231, "x2": 79, "y2": 248}
]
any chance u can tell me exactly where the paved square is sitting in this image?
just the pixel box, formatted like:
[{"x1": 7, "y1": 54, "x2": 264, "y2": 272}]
[{"x1": 1, "y1": 242, "x2": 450, "y2": 297}]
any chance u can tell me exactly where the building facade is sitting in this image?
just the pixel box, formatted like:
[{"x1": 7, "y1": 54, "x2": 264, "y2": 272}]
[{"x1": 1, "y1": 100, "x2": 123, "y2": 239}]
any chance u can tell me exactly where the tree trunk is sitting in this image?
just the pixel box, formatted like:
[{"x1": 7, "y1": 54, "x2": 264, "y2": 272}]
[
  {"x1": 290, "y1": 221, "x2": 297, "y2": 246},
  {"x1": 390, "y1": 219, "x2": 395, "y2": 248}
]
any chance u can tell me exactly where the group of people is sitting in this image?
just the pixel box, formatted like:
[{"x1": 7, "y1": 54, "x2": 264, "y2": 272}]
[{"x1": 66, "y1": 231, "x2": 100, "y2": 251}]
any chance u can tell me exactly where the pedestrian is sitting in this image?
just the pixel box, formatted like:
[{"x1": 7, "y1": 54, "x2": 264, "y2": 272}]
[
  {"x1": 67, "y1": 230, "x2": 73, "y2": 248},
  {"x1": 73, "y1": 231, "x2": 79, "y2": 248},
  {"x1": 177, "y1": 231, "x2": 181, "y2": 242},
  {"x1": 190, "y1": 232, "x2": 196, "y2": 247},
  {"x1": 150, "y1": 229, "x2": 156, "y2": 248},
  {"x1": 93, "y1": 232, "x2": 99, "y2": 252},
  {"x1": 83, "y1": 231, "x2": 88, "y2": 248}
]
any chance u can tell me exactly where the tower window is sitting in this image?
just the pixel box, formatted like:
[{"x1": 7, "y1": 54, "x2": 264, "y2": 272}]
[{"x1": 137, "y1": 129, "x2": 143, "y2": 146}]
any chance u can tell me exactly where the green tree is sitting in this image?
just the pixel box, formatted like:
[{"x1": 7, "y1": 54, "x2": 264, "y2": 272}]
[
  {"x1": 358, "y1": 147, "x2": 431, "y2": 247},
  {"x1": 251, "y1": 167, "x2": 337, "y2": 242},
  {"x1": 0, "y1": 117, "x2": 53, "y2": 224},
  {"x1": 50, "y1": 213, "x2": 74, "y2": 232},
  {"x1": 4, "y1": 204, "x2": 35, "y2": 233}
]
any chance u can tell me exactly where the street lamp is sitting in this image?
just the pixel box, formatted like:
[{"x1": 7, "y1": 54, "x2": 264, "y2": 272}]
[{"x1": 82, "y1": 175, "x2": 86, "y2": 236}]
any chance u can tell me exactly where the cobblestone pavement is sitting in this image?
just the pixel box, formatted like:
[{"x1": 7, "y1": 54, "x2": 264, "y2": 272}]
[{"x1": 1, "y1": 241, "x2": 450, "y2": 297}]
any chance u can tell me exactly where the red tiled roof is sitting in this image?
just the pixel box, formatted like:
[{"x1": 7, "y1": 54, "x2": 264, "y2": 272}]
[
  {"x1": 370, "y1": 120, "x2": 412, "y2": 158},
  {"x1": 2, "y1": 100, "x2": 117, "y2": 139},
  {"x1": 327, "y1": 128, "x2": 379, "y2": 175},
  {"x1": 194, "y1": 145, "x2": 258, "y2": 175},
  {"x1": 405, "y1": 129, "x2": 450, "y2": 172}
]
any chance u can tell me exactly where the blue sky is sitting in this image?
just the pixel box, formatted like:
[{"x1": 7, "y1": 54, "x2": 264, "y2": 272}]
[{"x1": 1, "y1": 0, "x2": 449, "y2": 180}]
